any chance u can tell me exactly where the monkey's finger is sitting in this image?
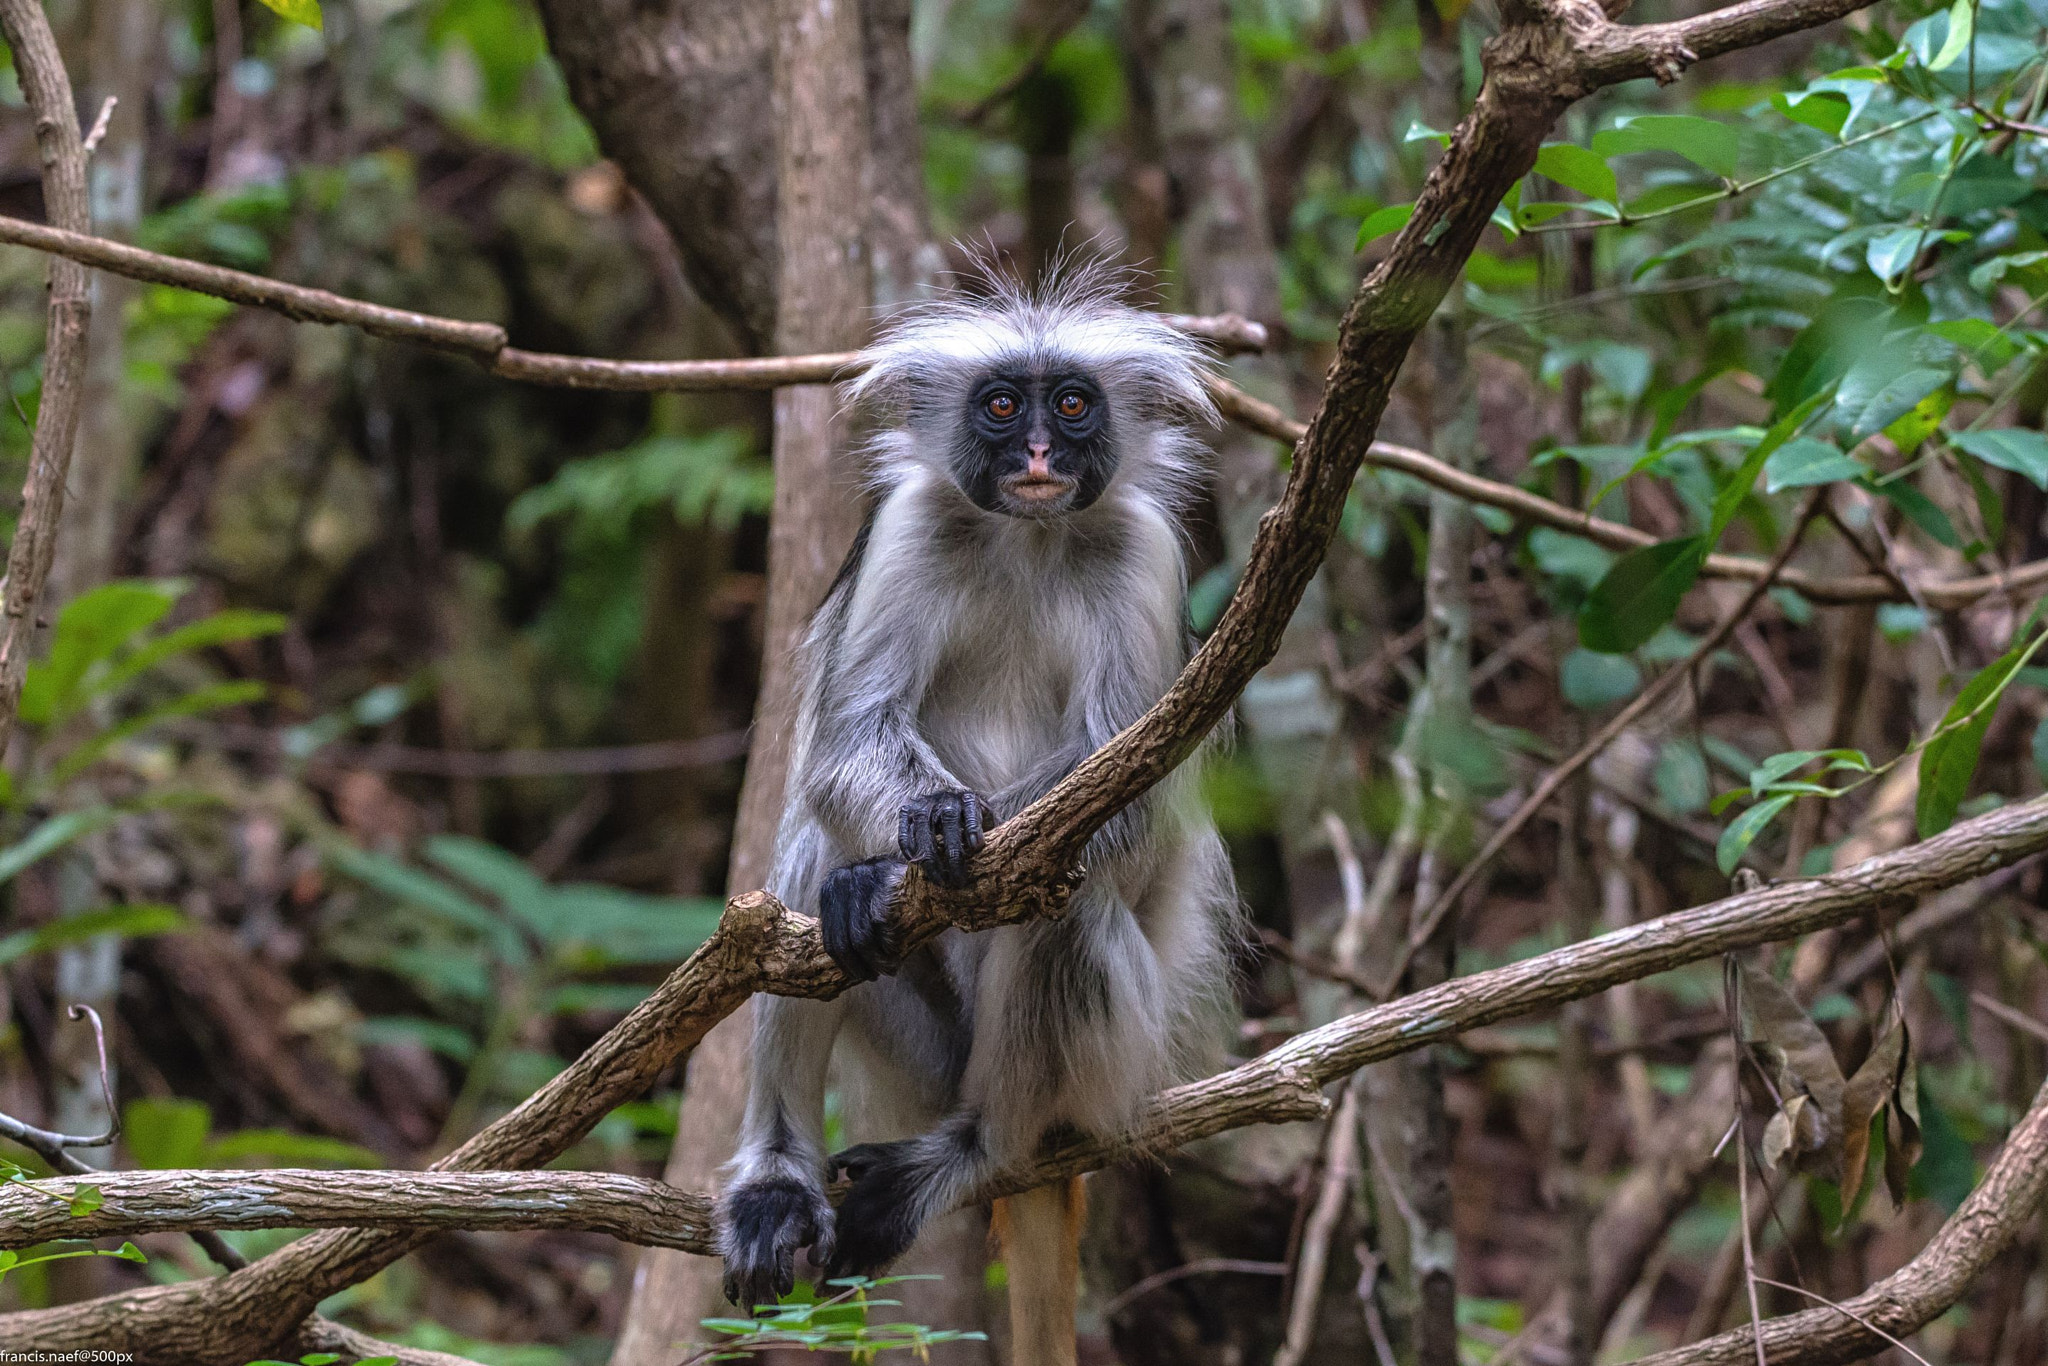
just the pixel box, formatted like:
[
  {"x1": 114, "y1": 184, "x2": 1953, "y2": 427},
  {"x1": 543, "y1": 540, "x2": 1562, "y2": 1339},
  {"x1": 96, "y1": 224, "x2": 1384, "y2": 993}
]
[
  {"x1": 901, "y1": 801, "x2": 933, "y2": 862},
  {"x1": 935, "y1": 794, "x2": 968, "y2": 885},
  {"x1": 821, "y1": 908, "x2": 879, "y2": 982},
  {"x1": 962, "y1": 791, "x2": 986, "y2": 852}
]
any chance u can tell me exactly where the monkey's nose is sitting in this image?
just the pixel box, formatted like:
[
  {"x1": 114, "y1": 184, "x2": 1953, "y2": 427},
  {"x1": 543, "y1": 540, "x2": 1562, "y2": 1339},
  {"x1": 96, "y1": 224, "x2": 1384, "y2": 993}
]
[{"x1": 1025, "y1": 447, "x2": 1054, "y2": 480}]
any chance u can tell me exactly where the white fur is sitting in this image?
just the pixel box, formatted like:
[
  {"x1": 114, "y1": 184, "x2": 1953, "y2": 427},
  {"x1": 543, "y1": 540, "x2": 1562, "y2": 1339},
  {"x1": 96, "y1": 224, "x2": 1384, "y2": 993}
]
[{"x1": 719, "y1": 270, "x2": 1240, "y2": 1296}]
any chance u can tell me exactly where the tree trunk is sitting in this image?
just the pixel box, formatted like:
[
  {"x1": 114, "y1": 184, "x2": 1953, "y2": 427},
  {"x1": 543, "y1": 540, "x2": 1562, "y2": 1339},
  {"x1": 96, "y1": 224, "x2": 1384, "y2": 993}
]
[{"x1": 606, "y1": 1, "x2": 945, "y2": 1359}]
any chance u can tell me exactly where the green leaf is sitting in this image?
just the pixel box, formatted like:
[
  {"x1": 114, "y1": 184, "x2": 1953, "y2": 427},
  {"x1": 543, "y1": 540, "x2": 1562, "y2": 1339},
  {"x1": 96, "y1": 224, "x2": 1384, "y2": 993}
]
[
  {"x1": 1969, "y1": 250, "x2": 2048, "y2": 294},
  {"x1": 1592, "y1": 114, "x2": 1740, "y2": 179},
  {"x1": 46, "y1": 680, "x2": 267, "y2": 787},
  {"x1": 88, "y1": 609, "x2": 288, "y2": 713},
  {"x1": 2033, "y1": 714, "x2": 2048, "y2": 784},
  {"x1": 1773, "y1": 89, "x2": 1852, "y2": 137},
  {"x1": 1926, "y1": 0, "x2": 1973, "y2": 70},
  {"x1": 20, "y1": 581, "x2": 181, "y2": 725},
  {"x1": 323, "y1": 840, "x2": 528, "y2": 966},
  {"x1": 1655, "y1": 741, "x2": 1711, "y2": 814},
  {"x1": 1764, "y1": 437, "x2": 1865, "y2": 492},
  {"x1": 67, "y1": 1184, "x2": 102, "y2": 1217},
  {"x1": 1719, "y1": 793, "x2": 1794, "y2": 874},
  {"x1": 1713, "y1": 389, "x2": 1834, "y2": 540},
  {"x1": 1578, "y1": 537, "x2": 1707, "y2": 654},
  {"x1": 255, "y1": 0, "x2": 322, "y2": 28},
  {"x1": 0, "y1": 903, "x2": 183, "y2": 968},
  {"x1": 1866, "y1": 229, "x2": 1925, "y2": 284},
  {"x1": 0, "y1": 805, "x2": 125, "y2": 885},
  {"x1": 1861, "y1": 475, "x2": 1963, "y2": 550},
  {"x1": 1918, "y1": 637, "x2": 2037, "y2": 837},
  {"x1": 122, "y1": 1097, "x2": 211, "y2": 1170},
  {"x1": 1356, "y1": 203, "x2": 1414, "y2": 250},
  {"x1": 1559, "y1": 649, "x2": 1643, "y2": 710},
  {"x1": 1951, "y1": 430, "x2": 2048, "y2": 491},
  {"x1": 1534, "y1": 143, "x2": 1618, "y2": 205}
]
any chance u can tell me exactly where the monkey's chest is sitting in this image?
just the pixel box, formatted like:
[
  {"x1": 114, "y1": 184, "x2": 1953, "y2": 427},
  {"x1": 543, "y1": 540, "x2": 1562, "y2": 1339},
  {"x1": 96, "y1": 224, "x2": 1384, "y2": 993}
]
[{"x1": 919, "y1": 631, "x2": 1079, "y2": 795}]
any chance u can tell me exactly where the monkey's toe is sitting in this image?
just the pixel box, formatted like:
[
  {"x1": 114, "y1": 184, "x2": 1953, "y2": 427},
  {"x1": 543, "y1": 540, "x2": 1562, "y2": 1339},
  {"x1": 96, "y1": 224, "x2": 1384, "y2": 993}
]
[
  {"x1": 819, "y1": 858, "x2": 908, "y2": 980},
  {"x1": 898, "y1": 789, "x2": 987, "y2": 887},
  {"x1": 719, "y1": 1179, "x2": 834, "y2": 1312},
  {"x1": 825, "y1": 1144, "x2": 927, "y2": 1280}
]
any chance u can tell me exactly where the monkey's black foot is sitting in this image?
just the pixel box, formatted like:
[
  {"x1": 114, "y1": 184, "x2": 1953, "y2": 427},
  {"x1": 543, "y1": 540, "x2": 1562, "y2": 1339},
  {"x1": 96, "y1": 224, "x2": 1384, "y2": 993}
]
[
  {"x1": 825, "y1": 1140, "x2": 930, "y2": 1280},
  {"x1": 898, "y1": 789, "x2": 987, "y2": 888},
  {"x1": 820, "y1": 857, "x2": 908, "y2": 982},
  {"x1": 720, "y1": 1177, "x2": 836, "y2": 1312}
]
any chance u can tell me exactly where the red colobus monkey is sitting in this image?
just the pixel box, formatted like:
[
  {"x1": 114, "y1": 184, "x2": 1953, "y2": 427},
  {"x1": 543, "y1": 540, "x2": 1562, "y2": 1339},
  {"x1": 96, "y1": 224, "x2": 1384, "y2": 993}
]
[{"x1": 719, "y1": 263, "x2": 1239, "y2": 1366}]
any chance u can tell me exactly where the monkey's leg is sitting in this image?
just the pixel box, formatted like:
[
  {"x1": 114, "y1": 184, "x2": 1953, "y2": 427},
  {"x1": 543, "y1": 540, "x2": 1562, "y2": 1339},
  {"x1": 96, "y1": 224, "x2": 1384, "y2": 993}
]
[
  {"x1": 720, "y1": 992, "x2": 847, "y2": 1310},
  {"x1": 991, "y1": 1177, "x2": 1084, "y2": 1366}
]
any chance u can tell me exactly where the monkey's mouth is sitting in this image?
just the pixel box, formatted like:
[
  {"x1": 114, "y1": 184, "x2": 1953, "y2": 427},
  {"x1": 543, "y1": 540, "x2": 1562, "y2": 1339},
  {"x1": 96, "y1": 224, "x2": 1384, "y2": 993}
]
[{"x1": 1002, "y1": 472, "x2": 1077, "y2": 506}]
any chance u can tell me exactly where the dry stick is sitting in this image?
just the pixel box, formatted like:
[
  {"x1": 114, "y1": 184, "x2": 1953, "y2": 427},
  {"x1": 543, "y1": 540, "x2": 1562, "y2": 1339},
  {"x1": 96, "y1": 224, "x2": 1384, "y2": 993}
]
[
  {"x1": 1273, "y1": 814, "x2": 1381, "y2": 1366},
  {"x1": 1972, "y1": 991, "x2": 2048, "y2": 1046},
  {"x1": 1627, "y1": 1070, "x2": 2048, "y2": 1366},
  {"x1": 0, "y1": 1007, "x2": 245, "y2": 1273},
  {"x1": 1096, "y1": 1259, "x2": 1290, "y2": 1321},
  {"x1": 0, "y1": 0, "x2": 92, "y2": 763},
  {"x1": 0, "y1": 216, "x2": 2040, "y2": 610},
  {"x1": 1384, "y1": 489, "x2": 1829, "y2": 999}
]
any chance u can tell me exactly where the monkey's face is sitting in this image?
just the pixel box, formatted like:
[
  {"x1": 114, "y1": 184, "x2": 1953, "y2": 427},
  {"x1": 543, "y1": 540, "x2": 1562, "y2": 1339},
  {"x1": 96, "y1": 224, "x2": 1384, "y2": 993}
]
[{"x1": 954, "y1": 371, "x2": 1114, "y2": 518}]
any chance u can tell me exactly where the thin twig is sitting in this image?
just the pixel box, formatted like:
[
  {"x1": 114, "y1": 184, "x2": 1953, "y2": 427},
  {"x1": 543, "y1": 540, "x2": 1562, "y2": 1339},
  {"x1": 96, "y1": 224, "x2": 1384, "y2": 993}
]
[
  {"x1": 1097, "y1": 1258, "x2": 1289, "y2": 1321},
  {"x1": 80, "y1": 97, "x2": 117, "y2": 158},
  {"x1": 1971, "y1": 991, "x2": 2048, "y2": 1045}
]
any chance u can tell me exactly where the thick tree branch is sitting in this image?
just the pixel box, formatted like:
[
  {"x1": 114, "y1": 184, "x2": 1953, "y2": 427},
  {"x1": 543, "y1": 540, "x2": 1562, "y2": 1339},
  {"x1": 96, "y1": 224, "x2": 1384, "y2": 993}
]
[
  {"x1": 0, "y1": 1169, "x2": 715, "y2": 1254},
  {"x1": 1626, "y1": 1069, "x2": 2048, "y2": 1365}
]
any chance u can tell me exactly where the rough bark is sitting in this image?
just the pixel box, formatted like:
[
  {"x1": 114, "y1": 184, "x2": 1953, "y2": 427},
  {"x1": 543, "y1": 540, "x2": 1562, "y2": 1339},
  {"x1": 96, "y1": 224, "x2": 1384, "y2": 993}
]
[{"x1": 0, "y1": 1168, "x2": 715, "y2": 1253}]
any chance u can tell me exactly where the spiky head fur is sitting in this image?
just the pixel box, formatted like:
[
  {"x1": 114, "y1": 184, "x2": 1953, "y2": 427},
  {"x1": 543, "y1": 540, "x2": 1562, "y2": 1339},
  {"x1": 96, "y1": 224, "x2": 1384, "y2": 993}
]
[{"x1": 844, "y1": 256, "x2": 1219, "y2": 518}]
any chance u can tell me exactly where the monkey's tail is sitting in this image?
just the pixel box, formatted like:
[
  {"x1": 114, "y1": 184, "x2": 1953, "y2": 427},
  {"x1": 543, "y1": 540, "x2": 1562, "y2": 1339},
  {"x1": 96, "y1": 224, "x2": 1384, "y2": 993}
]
[{"x1": 990, "y1": 1178, "x2": 1084, "y2": 1366}]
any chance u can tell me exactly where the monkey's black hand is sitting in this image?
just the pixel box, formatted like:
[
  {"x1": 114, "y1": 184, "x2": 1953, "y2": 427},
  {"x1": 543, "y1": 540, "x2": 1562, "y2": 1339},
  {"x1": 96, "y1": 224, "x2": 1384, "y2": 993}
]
[
  {"x1": 720, "y1": 1178, "x2": 837, "y2": 1313},
  {"x1": 825, "y1": 1140, "x2": 928, "y2": 1280},
  {"x1": 898, "y1": 789, "x2": 987, "y2": 888},
  {"x1": 820, "y1": 856, "x2": 908, "y2": 982}
]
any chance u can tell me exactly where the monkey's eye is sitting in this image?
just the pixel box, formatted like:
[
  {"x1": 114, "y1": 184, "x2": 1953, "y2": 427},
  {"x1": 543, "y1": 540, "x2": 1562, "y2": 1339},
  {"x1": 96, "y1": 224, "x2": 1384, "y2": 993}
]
[
  {"x1": 985, "y1": 392, "x2": 1018, "y2": 421},
  {"x1": 1056, "y1": 391, "x2": 1089, "y2": 420}
]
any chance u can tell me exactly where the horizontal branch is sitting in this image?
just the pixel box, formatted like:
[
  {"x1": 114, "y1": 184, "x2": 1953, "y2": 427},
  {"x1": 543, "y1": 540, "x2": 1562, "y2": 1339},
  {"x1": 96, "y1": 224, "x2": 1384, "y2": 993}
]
[
  {"x1": 1207, "y1": 380, "x2": 2048, "y2": 609},
  {"x1": 1627, "y1": 1068, "x2": 2048, "y2": 1365},
  {"x1": 1572, "y1": 0, "x2": 1890, "y2": 89},
  {"x1": 1, "y1": 214, "x2": 2036, "y2": 611},
  {"x1": 0, "y1": 1169, "x2": 714, "y2": 1254}
]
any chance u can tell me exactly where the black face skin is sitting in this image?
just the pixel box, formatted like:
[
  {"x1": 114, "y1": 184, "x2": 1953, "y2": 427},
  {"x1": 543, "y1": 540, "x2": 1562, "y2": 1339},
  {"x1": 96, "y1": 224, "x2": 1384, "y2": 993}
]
[{"x1": 953, "y1": 371, "x2": 1114, "y2": 517}]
